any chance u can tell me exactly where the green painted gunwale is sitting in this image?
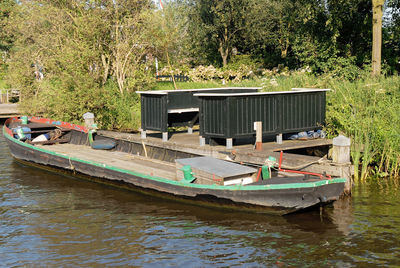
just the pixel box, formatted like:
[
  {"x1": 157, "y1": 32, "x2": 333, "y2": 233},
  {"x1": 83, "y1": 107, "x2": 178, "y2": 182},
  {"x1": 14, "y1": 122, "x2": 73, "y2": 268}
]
[{"x1": 3, "y1": 126, "x2": 346, "y2": 191}]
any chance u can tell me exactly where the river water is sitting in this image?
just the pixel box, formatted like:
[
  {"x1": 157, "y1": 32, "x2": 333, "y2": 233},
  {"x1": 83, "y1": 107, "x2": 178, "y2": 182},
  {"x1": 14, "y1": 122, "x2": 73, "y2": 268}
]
[{"x1": 1, "y1": 131, "x2": 400, "y2": 267}]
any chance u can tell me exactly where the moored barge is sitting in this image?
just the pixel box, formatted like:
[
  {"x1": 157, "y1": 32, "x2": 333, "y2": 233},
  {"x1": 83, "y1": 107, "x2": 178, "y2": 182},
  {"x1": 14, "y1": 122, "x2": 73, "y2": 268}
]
[{"x1": 3, "y1": 116, "x2": 346, "y2": 215}]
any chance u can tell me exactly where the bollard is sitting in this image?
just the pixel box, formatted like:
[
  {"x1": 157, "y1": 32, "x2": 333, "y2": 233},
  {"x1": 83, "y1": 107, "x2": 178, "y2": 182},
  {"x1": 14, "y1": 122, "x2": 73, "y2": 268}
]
[
  {"x1": 333, "y1": 135, "x2": 352, "y2": 194},
  {"x1": 181, "y1": 165, "x2": 195, "y2": 182},
  {"x1": 83, "y1": 112, "x2": 95, "y2": 129},
  {"x1": 332, "y1": 135, "x2": 351, "y2": 163},
  {"x1": 21, "y1": 116, "x2": 28, "y2": 125}
]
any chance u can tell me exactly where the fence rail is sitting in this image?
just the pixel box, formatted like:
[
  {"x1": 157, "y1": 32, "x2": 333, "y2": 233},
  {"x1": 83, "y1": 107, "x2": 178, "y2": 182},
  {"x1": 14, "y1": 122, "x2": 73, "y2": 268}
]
[{"x1": 156, "y1": 75, "x2": 189, "y2": 82}]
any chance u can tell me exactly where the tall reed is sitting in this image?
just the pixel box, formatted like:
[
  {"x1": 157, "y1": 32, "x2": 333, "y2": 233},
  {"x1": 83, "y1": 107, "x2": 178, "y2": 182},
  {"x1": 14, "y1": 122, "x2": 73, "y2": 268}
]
[
  {"x1": 153, "y1": 74, "x2": 400, "y2": 181},
  {"x1": 324, "y1": 76, "x2": 400, "y2": 181}
]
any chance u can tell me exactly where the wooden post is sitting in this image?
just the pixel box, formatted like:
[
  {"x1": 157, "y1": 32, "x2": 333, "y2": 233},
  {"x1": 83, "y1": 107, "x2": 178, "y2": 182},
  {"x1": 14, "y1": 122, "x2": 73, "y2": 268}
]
[
  {"x1": 199, "y1": 136, "x2": 205, "y2": 146},
  {"x1": 226, "y1": 138, "x2": 233, "y2": 149},
  {"x1": 332, "y1": 135, "x2": 351, "y2": 164},
  {"x1": 372, "y1": 0, "x2": 385, "y2": 76},
  {"x1": 276, "y1": 133, "x2": 283, "y2": 144},
  {"x1": 162, "y1": 132, "x2": 168, "y2": 142},
  {"x1": 254, "y1": 121, "x2": 262, "y2": 151},
  {"x1": 333, "y1": 135, "x2": 352, "y2": 194},
  {"x1": 140, "y1": 130, "x2": 146, "y2": 139}
]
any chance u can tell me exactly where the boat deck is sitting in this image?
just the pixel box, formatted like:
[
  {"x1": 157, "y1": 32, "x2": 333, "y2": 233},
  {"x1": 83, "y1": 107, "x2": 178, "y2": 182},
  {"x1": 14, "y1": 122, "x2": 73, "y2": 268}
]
[
  {"x1": 38, "y1": 143, "x2": 178, "y2": 181},
  {"x1": 98, "y1": 129, "x2": 349, "y2": 178},
  {"x1": 37, "y1": 143, "x2": 321, "y2": 187}
]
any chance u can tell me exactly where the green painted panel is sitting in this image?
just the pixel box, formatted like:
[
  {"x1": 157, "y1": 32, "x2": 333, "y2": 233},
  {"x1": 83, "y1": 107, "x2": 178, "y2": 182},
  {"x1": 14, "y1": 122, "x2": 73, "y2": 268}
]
[{"x1": 199, "y1": 91, "x2": 327, "y2": 139}]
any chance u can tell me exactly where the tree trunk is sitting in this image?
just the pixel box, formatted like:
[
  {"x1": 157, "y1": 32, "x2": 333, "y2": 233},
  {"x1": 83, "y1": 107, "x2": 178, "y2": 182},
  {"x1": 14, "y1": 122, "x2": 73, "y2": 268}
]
[
  {"x1": 220, "y1": 49, "x2": 228, "y2": 67},
  {"x1": 372, "y1": 0, "x2": 384, "y2": 76},
  {"x1": 101, "y1": 54, "x2": 110, "y2": 85},
  {"x1": 279, "y1": 37, "x2": 289, "y2": 59},
  {"x1": 279, "y1": 21, "x2": 290, "y2": 59},
  {"x1": 218, "y1": 26, "x2": 229, "y2": 67}
]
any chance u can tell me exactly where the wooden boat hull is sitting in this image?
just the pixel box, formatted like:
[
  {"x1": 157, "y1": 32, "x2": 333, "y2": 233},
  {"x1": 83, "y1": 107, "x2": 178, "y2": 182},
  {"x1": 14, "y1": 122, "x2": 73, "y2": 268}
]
[{"x1": 3, "y1": 117, "x2": 346, "y2": 215}]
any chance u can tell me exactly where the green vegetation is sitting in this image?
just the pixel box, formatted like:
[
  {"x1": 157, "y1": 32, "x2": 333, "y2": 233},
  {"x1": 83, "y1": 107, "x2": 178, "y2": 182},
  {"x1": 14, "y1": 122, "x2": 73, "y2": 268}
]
[
  {"x1": 252, "y1": 73, "x2": 400, "y2": 180},
  {"x1": 153, "y1": 74, "x2": 400, "y2": 180},
  {"x1": 0, "y1": 80, "x2": 8, "y2": 89},
  {"x1": 0, "y1": 0, "x2": 400, "y2": 180},
  {"x1": 326, "y1": 76, "x2": 400, "y2": 180}
]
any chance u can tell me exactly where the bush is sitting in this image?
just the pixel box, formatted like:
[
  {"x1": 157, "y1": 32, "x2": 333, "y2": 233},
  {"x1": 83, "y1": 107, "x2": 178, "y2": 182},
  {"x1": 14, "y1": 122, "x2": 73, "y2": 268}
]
[
  {"x1": 188, "y1": 65, "x2": 218, "y2": 81},
  {"x1": 187, "y1": 63, "x2": 257, "y2": 83},
  {"x1": 224, "y1": 55, "x2": 261, "y2": 72},
  {"x1": 324, "y1": 75, "x2": 400, "y2": 180},
  {"x1": 96, "y1": 80, "x2": 141, "y2": 131},
  {"x1": 321, "y1": 56, "x2": 364, "y2": 81}
]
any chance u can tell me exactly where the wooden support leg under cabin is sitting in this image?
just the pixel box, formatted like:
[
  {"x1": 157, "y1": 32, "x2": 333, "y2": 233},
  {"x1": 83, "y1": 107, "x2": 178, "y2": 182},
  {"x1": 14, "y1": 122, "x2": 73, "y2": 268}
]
[
  {"x1": 276, "y1": 133, "x2": 282, "y2": 144},
  {"x1": 199, "y1": 136, "x2": 205, "y2": 146},
  {"x1": 188, "y1": 113, "x2": 199, "y2": 135},
  {"x1": 226, "y1": 138, "x2": 233, "y2": 149},
  {"x1": 141, "y1": 130, "x2": 146, "y2": 139},
  {"x1": 162, "y1": 132, "x2": 168, "y2": 142}
]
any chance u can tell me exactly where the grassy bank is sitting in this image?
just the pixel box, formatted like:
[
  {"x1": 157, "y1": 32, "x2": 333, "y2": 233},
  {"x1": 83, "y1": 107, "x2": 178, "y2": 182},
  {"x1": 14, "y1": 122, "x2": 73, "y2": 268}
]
[
  {"x1": 4, "y1": 73, "x2": 399, "y2": 181},
  {"x1": 153, "y1": 75, "x2": 400, "y2": 181}
]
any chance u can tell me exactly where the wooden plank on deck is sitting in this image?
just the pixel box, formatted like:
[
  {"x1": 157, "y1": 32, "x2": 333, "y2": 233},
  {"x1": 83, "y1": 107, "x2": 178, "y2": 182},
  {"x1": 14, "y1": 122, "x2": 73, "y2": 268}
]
[{"x1": 37, "y1": 143, "x2": 177, "y2": 181}]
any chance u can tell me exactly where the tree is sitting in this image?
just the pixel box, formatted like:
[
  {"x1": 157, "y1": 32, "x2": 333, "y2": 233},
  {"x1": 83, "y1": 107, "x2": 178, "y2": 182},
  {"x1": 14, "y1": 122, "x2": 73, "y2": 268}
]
[
  {"x1": 142, "y1": 2, "x2": 190, "y2": 89},
  {"x1": 4, "y1": 0, "x2": 154, "y2": 123},
  {"x1": 243, "y1": 0, "x2": 291, "y2": 63},
  {"x1": 108, "y1": 0, "x2": 153, "y2": 94},
  {"x1": 372, "y1": 0, "x2": 385, "y2": 76},
  {"x1": 0, "y1": 0, "x2": 16, "y2": 71},
  {"x1": 187, "y1": 0, "x2": 249, "y2": 67},
  {"x1": 0, "y1": 0, "x2": 15, "y2": 53}
]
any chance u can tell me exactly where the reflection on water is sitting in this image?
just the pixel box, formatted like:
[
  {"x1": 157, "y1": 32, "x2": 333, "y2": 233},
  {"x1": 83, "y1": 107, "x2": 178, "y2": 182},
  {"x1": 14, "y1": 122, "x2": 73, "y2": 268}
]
[{"x1": 1, "y1": 132, "x2": 400, "y2": 266}]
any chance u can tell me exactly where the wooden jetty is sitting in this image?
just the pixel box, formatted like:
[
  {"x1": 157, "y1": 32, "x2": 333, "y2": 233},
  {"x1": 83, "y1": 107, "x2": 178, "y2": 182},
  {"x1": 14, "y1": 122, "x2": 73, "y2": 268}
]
[
  {"x1": 0, "y1": 103, "x2": 20, "y2": 119},
  {"x1": 99, "y1": 129, "x2": 354, "y2": 194},
  {"x1": 134, "y1": 87, "x2": 353, "y2": 193},
  {"x1": 0, "y1": 88, "x2": 20, "y2": 118}
]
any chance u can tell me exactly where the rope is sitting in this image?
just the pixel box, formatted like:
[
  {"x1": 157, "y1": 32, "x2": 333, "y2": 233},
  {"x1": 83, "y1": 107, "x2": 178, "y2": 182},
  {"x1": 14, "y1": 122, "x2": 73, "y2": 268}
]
[
  {"x1": 278, "y1": 157, "x2": 326, "y2": 170},
  {"x1": 50, "y1": 129, "x2": 63, "y2": 140},
  {"x1": 68, "y1": 156, "x2": 76, "y2": 174},
  {"x1": 142, "y1": 141, "x2": 148, "y2": 158}
]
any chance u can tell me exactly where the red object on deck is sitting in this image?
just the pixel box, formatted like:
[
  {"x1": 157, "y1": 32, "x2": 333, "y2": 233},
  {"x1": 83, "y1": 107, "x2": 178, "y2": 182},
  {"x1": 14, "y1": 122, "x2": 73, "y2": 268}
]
[
  {"x1": 256, "y1": 168, "x2": 262, "y2": 182},
  {"x1": 278, "y1": 151, "x2": 332, "y2": 180},
  {"x1": 255, "y1": 142, "x2": 262, "y2": 151}
]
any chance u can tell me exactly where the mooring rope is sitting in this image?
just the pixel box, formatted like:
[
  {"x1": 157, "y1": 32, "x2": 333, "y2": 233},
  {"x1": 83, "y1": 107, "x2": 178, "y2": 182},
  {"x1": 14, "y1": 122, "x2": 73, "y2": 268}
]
[
  {"x1": 68, "y1": 156, "x2": 76, "y2": 174},
  {"x1": 142, "y1": 141, "x2": 148, "y2": 158}
]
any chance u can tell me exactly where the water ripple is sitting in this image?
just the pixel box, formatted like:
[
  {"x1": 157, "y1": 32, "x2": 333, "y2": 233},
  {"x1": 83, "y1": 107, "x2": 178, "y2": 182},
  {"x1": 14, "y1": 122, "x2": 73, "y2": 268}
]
[{"x1": 1, "y1": 129, "x2": 400, "y2": 266}]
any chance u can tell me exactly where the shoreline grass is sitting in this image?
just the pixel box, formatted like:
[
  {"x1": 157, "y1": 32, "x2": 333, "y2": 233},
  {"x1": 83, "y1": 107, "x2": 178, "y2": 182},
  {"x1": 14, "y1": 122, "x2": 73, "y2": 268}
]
[
  {"x1": 3, "y1": 74, "x2": 399, "y2": 182},
  {"x1": 152, "y1": 75, "x2": 400, "y2": 181}
]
